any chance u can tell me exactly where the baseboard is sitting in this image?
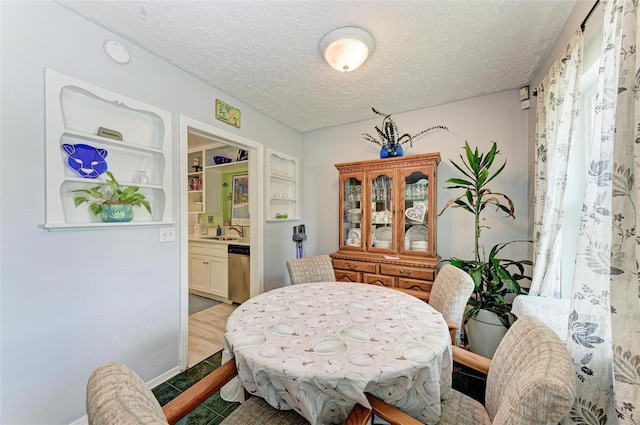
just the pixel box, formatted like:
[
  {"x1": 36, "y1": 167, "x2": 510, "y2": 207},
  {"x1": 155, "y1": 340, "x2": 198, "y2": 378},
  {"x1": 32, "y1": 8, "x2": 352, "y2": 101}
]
[
  {"x1": 69, "y1": 414, "x2": 88, "y2": 425},
  {"x1": 148, "y1": 365, "x2": 183, "y2": 388}
]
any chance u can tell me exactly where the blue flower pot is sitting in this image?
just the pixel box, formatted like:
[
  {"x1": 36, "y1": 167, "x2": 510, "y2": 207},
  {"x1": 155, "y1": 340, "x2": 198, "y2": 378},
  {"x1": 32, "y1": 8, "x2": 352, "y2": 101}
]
[
  {"x1": 380, "y1": 144, "x2": 403, "y2": 159},
  {"x1": 101, "y1": 203, "x2": 133, "y2": 222}
]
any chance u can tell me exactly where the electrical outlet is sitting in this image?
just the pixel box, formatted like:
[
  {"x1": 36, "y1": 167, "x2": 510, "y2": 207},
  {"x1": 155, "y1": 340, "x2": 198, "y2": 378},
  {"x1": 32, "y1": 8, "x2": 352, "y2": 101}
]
[{"x1": 160, "y1": 227, "x2": 176, "y2": 242}]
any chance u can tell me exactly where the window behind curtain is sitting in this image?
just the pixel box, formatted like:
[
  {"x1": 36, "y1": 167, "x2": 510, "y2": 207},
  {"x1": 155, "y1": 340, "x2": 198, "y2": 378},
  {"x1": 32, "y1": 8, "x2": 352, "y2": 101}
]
[{"x1": 560, "y1": 28, "x2": 601, "y2": 298}]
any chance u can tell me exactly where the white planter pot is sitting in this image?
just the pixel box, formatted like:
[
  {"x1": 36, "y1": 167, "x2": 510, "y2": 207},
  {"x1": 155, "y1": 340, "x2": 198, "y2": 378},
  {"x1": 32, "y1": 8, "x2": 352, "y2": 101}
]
[{"x1": 465, "y1": 309, "x2": 512, "y2": 359}]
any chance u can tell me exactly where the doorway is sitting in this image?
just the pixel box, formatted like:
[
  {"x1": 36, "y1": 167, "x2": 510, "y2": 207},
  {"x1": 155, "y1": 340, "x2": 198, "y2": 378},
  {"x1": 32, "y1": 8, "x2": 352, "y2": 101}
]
[{"x1": 179, "y1": 116, "x2": 264, "y2": 368}]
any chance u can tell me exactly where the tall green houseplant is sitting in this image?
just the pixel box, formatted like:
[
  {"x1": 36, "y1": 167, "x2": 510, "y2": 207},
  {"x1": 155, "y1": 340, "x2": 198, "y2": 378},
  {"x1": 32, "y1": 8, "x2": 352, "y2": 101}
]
[{"x1": 439, "y1": 142, "x2": 531, "y2": 329}]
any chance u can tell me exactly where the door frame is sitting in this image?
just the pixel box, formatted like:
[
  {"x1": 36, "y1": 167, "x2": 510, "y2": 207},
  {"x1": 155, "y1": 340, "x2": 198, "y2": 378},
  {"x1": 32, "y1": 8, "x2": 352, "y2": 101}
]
[{"x1": 179, "y1": 116, "x2": 264, "y2": 368}]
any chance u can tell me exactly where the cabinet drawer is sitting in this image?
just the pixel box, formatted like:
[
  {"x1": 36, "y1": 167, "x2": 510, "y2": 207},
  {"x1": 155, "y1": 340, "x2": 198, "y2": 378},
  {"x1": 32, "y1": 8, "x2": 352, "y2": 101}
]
[
  {"x1": 398, "y1": 278, "x2": 433, "y2": 293},
  {"x1": 190, "y1": 242, "x2": 227, "y2": 257},
  {"x1": 396, "y1": 287, "x2": 431, "y2": 302},
  {"x1": 335, "y1": 270, "x2": 361, "y2": 283},
  {"x1": 380, "y1": 264, "x2": 435, "y2": 281},
  {"x1": 333, "y1": 260, "x2": 377, "y2": 273},
  {"x1": 363, "y1": 274, "x2": 395, "y2": 287}
]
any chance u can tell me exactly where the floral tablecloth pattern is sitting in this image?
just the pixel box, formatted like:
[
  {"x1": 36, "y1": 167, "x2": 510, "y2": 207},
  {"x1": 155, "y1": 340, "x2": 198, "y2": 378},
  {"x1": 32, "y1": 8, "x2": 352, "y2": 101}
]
[{"x1": 221, "y1": 282, "x2": 452, "y2": 425}]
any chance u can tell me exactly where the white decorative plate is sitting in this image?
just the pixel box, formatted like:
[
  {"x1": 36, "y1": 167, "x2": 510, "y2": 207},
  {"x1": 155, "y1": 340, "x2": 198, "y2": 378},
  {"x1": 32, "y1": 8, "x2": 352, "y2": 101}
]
[
  {"x1": 373, "y1": 240, "x2": 392, "y2": 248},
  {"x1": 348, "y1": 228, "x2": 361, "y2": 239},
  {"x1": 406, "y1": 225, "x2": 427, "y2": 242},
  {"x1": 373, "y1": 226, "x2": 393, "y2": 241}
]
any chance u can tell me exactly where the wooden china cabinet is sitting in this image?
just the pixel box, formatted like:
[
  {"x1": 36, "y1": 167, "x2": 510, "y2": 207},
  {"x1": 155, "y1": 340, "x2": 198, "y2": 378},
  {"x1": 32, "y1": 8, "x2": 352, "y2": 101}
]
[{"x1": 331, "y1": 153, "x2": 440, "y2": 301}]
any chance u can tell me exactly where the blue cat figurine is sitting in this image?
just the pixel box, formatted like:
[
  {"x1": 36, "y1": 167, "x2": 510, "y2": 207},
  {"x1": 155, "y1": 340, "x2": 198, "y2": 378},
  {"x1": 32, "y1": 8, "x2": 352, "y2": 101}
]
[{"x1": 61, "y1": 143, "x2": 108, "y2": 178}]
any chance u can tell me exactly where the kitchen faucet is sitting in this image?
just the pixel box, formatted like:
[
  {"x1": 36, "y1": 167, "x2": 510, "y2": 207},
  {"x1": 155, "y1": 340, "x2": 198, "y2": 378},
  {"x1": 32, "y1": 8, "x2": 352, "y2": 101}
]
[{"x1": 227, "y1": 225, "x2": 244, "y2": 238}]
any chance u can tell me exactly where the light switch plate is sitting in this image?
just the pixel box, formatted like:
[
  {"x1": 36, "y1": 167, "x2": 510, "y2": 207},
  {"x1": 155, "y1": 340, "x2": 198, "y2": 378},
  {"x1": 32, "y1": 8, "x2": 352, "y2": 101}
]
[{"x1": 160, "y1": 227, "x2": 176, "y2": 242}]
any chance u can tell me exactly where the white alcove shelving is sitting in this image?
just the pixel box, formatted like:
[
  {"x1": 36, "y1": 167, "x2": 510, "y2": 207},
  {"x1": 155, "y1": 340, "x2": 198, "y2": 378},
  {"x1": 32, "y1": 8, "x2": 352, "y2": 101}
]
[
  {"x1": 44, "y1": 69, "x2": 174, "y2": 230},
  {"x1": 266, "y1": 149, "x2": 299, "y2": 221}
]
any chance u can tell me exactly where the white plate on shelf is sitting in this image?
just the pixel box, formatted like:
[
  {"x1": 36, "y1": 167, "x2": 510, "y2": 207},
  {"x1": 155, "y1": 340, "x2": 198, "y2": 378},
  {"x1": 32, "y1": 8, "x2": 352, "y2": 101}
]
[
  {"x1": 406, "y1": 225, "x2": 427, "y2": 242},
  {"x1": 373, "y1": 240, "x2": 392, "y2": 248},
  {"x1": 348, "y1": 228, "x2": 361, "y2": 239},
  {"x1": 373, "y1": 226, "x2": 392, "y2": 241},
  {"x1": 346, "y1": 239, "x2": 362, "y2": 247}
]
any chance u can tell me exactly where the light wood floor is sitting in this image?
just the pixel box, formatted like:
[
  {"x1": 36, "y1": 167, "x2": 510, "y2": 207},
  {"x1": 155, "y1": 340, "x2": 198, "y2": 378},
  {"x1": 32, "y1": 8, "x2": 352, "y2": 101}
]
[{"x1": 188, "y1": 303, "x2": 237, "y2": 367}]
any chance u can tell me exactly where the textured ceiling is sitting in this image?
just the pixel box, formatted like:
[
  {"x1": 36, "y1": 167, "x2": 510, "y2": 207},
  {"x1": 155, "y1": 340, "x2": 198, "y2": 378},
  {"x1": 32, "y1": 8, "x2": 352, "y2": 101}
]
[{"x1": 59, "y1": 1, "x2": 576, "y2": 133}]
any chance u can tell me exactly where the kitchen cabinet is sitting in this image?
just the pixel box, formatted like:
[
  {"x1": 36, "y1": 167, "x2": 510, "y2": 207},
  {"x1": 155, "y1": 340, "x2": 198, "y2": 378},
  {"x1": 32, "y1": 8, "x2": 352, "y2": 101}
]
[
  {"x1": 266, "y1": 149, "x2": 299, "y2": 221},
  {"x1": 189, "y1": 253, "x2": 209, "y2": 293},
  {"x1": 331, "y1": 153, "x2": 440, "y2": 301},
  {"x1": 44, "y1": 69, "x2": 173, "y2": 230},
  {"x1": 189, "y1": 241, "x2": 229, "y2": 301}
]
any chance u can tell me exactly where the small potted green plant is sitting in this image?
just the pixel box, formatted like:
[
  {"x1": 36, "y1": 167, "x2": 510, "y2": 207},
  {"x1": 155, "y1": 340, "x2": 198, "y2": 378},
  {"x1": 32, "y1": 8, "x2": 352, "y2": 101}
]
[
  {"x1": 439, "y1": 141, "x2": 531, "y2": 357},
  {"x1": 72, "y1": 171, "x2": 152, "y2": 222},
  {"x1": 362, "y1": 107, "x2": 447, "y2": 158}
]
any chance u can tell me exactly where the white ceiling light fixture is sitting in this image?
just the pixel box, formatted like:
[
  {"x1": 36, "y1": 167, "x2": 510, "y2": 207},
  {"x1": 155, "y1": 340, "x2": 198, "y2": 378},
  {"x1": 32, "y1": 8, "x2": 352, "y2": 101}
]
[{"x1": 320, "y1": 27, "x2": 374, "y2": 73}]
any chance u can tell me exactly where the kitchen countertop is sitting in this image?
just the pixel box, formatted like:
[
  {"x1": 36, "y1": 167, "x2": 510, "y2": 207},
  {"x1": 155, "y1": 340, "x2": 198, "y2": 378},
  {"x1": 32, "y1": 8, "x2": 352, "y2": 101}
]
[{"x1": 189, "y1": 236, "x2": 250, "y2": 246}]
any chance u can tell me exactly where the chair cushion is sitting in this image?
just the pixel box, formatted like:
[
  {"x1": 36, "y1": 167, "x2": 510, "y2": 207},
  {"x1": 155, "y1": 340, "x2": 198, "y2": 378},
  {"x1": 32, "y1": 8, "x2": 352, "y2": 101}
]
[
  {"x1": 437, "y1": 389, "x2": 491, "y2": 425},
  {"x1": 511, "y1": 295, "x2": 570, "y2": 342},
  {"x1": 485, "y1": 316, "x2": 575, "y2": 425},
  {"x1": 221, "y1": 396, "x2": 310, "y2": 424},
  {"x1": 87, "y1": 362, "x2": 167, "y2": 425}
]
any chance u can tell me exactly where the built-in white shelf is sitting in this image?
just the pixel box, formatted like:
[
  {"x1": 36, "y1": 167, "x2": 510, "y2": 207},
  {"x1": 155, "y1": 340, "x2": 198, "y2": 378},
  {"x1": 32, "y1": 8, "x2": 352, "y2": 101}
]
[
  {"x1": 266, "y1": 148, "x2": 299, "y2": 221},
  {"x1": 44, "y1": 69, "x2": 173, "y2": 230},
  {"x1": 43, "y1": 221, "x2": 176, "y2": 231},
  {"x1": 187, "y1": 142, "x2": 248, "y2": 223}
]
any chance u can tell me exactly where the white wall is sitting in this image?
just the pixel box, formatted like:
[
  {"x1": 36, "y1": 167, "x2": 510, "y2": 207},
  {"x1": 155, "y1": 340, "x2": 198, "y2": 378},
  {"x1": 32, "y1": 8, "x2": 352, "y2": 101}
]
[
  {"x1": 0, "y1": 2, "x2": 300, "y2": 423},
  {"x1": 301, "y1": 90, "x2": 530, "y2": 264}
]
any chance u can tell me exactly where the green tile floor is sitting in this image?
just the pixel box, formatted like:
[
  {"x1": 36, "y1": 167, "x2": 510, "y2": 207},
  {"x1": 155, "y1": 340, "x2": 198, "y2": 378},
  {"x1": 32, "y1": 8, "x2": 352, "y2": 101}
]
[
  {"x1": 152, "y1": 351, "x2": 239, "y2": 425},
  {"x1": 152, "y1": 351, "x2": 486, "y2": 425}
]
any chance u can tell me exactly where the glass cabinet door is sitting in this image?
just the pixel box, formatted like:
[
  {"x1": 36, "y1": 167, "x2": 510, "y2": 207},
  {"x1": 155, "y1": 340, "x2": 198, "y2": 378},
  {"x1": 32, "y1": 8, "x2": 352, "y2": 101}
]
[
  {"x1": 341, "y1": 176, "x2": 362, "y2": 248},
  {"x1": 402, "y1": 171, "x2": 430, "y2": 254},
  {"x1": 370, "y1": 172, "x2": 394, "y2": 250}
]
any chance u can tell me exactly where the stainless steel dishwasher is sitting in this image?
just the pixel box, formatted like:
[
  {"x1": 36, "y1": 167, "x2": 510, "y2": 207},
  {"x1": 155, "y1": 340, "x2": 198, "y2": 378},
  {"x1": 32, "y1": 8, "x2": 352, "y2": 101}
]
[{"x1": 228, "y1": 244, "x2": 250, "y2": 303}]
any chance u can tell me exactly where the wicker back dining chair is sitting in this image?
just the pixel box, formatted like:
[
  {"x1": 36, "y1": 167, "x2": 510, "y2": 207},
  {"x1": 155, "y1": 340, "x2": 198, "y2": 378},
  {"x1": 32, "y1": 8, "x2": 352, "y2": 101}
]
[
  {"x1": 428, "y1": 264, "x2": 475, "y2": 343},
  {"x1": 365, "y1": 316, "x2": 576, "y2": 425},
  {"x1": 286, "y1": 255, "x2": 336, "y2": 285}
]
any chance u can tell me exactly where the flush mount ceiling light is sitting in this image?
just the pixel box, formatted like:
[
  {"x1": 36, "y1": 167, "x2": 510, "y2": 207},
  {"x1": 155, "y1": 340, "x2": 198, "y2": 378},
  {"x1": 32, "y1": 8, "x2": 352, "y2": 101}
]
[{"x1": 320, "y1": 27, "x2": 374, "y2": 73}]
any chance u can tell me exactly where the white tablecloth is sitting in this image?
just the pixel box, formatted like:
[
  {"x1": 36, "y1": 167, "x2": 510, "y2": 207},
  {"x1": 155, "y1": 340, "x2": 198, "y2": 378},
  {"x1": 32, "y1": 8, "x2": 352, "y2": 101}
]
[{"x1": 221, "y1": 282, "x2": 452, "y2": 425}]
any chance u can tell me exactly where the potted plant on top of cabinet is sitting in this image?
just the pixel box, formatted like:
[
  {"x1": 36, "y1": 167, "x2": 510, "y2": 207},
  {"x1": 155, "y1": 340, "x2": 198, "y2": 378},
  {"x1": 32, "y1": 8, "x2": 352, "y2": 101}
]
[
  {"x1": 72, "y1": 171, "x2": 151, "y2": 222},
  {"x1": 439, "y1": 141, "x2": 531, "y2": 358},
  {"x1": 362, "y1": 107, "x2": 448, "y2": 158}
]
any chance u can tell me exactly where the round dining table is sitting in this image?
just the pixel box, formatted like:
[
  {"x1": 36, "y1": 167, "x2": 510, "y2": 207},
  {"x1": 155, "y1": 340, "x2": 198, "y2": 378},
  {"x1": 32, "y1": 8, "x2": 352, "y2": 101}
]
[{"x1": 220, "y1": 282, "x2": 452, "y2": 425}]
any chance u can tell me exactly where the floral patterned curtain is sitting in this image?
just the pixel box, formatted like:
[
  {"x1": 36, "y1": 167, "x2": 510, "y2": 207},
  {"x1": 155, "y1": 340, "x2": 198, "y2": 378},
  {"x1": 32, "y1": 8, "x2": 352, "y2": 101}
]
[
  {"x1": 564, "y1": 0, "x2": 640, "y2": 423},
  {"x1": 532, "y1": 30, "x2": 583, "y2": 298}
]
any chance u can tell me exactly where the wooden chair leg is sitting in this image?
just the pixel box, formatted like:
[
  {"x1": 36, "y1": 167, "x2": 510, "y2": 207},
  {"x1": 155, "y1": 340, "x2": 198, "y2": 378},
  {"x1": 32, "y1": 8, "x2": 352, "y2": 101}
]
[
  {"x1": 162, "y1": 360, "x2": 238, "y2": 425},
  {"x1": 344, "y1": 403, "x2": 372, "y2": 425}
]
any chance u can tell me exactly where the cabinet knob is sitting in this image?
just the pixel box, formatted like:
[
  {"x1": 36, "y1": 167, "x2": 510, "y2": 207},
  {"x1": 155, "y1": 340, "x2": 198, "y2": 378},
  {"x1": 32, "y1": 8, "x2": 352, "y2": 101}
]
[{"x1": 400, "y1": 269, "x2": 412, "y2": 276}]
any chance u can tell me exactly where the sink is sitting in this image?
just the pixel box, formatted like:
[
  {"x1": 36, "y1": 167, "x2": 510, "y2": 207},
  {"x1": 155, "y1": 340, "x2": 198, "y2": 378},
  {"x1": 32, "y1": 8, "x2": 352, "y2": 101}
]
[{"x1": 198, "y1": 235, "x2": 240, "y2": 241}]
